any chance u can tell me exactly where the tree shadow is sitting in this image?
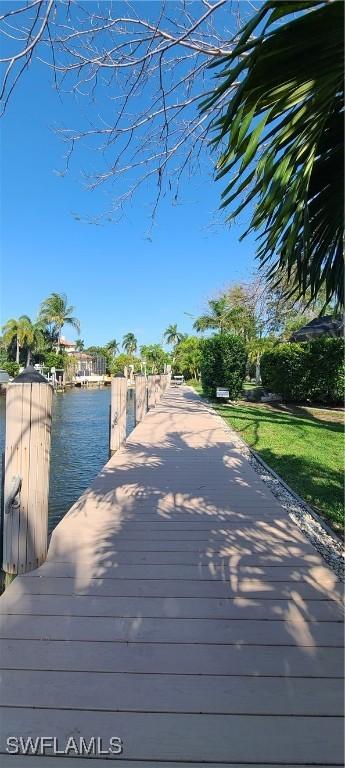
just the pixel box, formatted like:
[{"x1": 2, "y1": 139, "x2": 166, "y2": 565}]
[
  {"x1": 215, "y1": 401, "x2": 343, "y2": 525},
  {"x1": 217, "y1": 402, "x2": 344, "y2": 435},
  {"x1": 258, "y1": 448, "x2": 344, "y2": 524}
]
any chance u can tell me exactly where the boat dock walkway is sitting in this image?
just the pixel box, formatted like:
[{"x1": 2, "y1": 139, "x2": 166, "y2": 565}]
[{"x1": 0, "y1": 386, "x2": 343, "y2": 766}]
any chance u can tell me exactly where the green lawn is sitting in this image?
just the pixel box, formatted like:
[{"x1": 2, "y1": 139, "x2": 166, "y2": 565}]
[{"x1": 187, "y1": 381, "x2": 344, "y2": 531}]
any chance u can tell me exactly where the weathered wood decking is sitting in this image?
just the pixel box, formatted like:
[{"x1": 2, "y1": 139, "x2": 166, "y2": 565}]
[{"x1": 0, "y1": 386, "x2": 344, "y2": 766}]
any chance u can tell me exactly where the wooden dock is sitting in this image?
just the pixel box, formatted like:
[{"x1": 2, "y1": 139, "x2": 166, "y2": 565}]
[{"x1": 0, "y1": 386, "x2": 343, "y2": 766}]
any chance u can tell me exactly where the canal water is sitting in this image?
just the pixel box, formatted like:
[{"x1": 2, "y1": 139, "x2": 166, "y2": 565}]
[{"x1": 0, "y1": 387, "x2": 135, "y2": 533}]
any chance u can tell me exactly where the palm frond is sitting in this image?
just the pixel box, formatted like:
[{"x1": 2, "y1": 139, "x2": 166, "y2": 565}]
[{"x1": 204, "y1": 1, "x2": 344, "y2": 306}]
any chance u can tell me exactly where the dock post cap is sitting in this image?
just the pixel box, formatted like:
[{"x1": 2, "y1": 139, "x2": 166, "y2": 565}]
[{"x1": 12, "y1": 365, "x2": 53, "y2": 386}]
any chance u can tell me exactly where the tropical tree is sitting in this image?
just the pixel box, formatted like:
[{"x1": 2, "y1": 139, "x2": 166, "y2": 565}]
[
  {"x1": 140, "y1": 344, "x2": 169, "y2": 374},
  {"x1": 105, "y1": 339, "x2": 120, "y2": 356},
  {"x1": 1, "y1": 315, "x2": 43, "y2": 365},
  {"x1": 194, "y1": 287, "x2": 257, "y2": 340},
  {"x1": 164, "y1": 324, "x2": 185, "y2": 347},
  {"x1": 2, "y1": 318, "x2": 21, "y2": 364},
  {"x1": 111, "y1": 353, "x2": 141, "y2": 376},
  {"x1": 122, "y1": 333, "x2": 137, "y2": 355},
  {"x1": 25, "y1": 320, "x2": 46, "y2": 366},
  {"x1": 193, "y1": 297, "x2": 230, "y2": 335},
  {"x1": 39, "y1": 293, "x2": 80, "y2": 347},
  {"x1": 174, "y1": 336, "x2": 202, "y2": 381},
  {"x1": 204, "y1": 0, "x2": 344, "y2": 306},
  {"x1": 75, "y1": 338, "x2": 85, "y2": 352}
]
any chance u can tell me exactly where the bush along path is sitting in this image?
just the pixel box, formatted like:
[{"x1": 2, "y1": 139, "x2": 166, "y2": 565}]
[
  {"x1": 200, "y1": 333, "x2": 247, "y2": 400},
  {"x1": 260, "y1": 337, "x2": 344, "y2": 404}
]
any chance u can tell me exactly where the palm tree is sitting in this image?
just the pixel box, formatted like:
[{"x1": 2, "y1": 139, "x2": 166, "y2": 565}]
[
  {"x1": 194, "y1": 289, "x2": 258, "y2": 341},
  {"x1": 164, "y1": 324, "x2": 184, "y2": 346},
  {"x1": 2, "y1": 318, "x2": 20, "y2": 363},
  {"x1": 193, "y1": 297, "x2": 230, "y2": 334},
  {"x1": 75, "y1": 339, "x2": 85, "y2": 352},
  {"x1": 23, "y1": 319, "x2": 46, "y2": 366},
  {"x1": 122, "y1": 332, "x2": 137, "y2": 355},
  {"x1": 39, "y1": 293, "x2": 80, "y2": 347},
  {"x1": 2, "y1": 315, "x2": 40, "y2": 365},
  {"x1": 106, "y1": 339, "x2": 120, "y2": 356},
  {"x1": 204, "y1": 1, "x2": 344, "y2": 307}
]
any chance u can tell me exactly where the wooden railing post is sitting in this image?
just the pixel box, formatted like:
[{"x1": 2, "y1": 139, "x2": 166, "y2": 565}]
[
  {"x1": 147, "y1": 375, "x2": 156, "y2": 409},
  {"x1": 110, "y1": 374, "x2": 127, "y2": 453},
  {"x1": 156, "y1": 374, "x2": 162, "y2": 403},
  {"x1": 2, "y1": 366, "x2": 53, "y2": 580},
  {"x1": 135, "y1": 374, "x2": 147, "y2": 424}
]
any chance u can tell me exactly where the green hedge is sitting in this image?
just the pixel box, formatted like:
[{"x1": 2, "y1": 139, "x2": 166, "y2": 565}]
[
  {"x1": 260, "y1": 338, "x2": 344, "y2": 403},
  {"x1": 200, "y1": 333, "x2": 247, "y2": 399}
]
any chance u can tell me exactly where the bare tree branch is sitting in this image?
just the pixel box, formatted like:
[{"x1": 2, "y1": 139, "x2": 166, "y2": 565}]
[{"x1": 0, "y1": 0, "x2": 249, "y2": 219}]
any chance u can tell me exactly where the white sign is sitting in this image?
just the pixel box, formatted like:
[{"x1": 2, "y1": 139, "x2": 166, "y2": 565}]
[{"x1": 216, "y1": 387, "x2": 229, "y2": 398}]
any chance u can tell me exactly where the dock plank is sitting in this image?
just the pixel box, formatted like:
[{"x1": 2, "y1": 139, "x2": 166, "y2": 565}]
[
  {"x1": 0, "y1": 592, "x2": 343, "y2": 621},
  {"x1": 24, "y1": 561, "x2": 337, "y2": 581},
  {"x1": 0, "y1": 614, "x2": 343, "y2": 645},
  {"x1": 2, "y1": 761, "x2": 340, "y2": 768},
  {"x1": 1, "y1": 669, "x2": 343, "y2": 715},
  {"x1": 0, "y1": 710, "x2": 343, "y2": 764},
  {"x1": 1, "y1": 762, "x2": 341, "y2": 768},
  {"x1": 10, "y1": 574, "x2": 343, "y2": 601},
  {"x1": 1, "y1": 638, "x2": 343, "y2": 677}
]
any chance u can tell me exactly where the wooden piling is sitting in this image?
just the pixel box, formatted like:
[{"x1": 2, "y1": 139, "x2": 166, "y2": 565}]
[
  {"x1": 156, "y1": 374, "x2": 162, "y2": 403},
  {"x1": 110, "y1": 374, "x2": 127, "y2": 453},
  {"x1": 147, "y1": 375, "x2": 156, "y2": 409},
  {"x1": 135, "y1": 374, "x2": 147, "y2": 424},
  {"x1": 2, "y1": 366, "x2": 53, "y2": 578}
]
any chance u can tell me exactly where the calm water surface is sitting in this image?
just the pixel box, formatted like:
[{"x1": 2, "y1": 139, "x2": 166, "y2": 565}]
[{"x1": 0, "y1": 387, "x2": 135, "y2": 532}]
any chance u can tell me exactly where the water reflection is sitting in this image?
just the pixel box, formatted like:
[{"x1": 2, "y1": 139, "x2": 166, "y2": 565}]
[{"x1": 0, "y1": 387, "x2": 135, "y2": 533}]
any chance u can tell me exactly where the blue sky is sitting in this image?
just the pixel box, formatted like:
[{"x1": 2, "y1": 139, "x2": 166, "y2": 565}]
[{"x1": 0, "y1": 4, "x2": 257, "y2": 348}]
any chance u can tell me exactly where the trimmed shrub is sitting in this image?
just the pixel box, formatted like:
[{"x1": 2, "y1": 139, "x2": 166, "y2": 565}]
[
  {"x1": 200, "y1": 333, "x2": 247, "y2": 399},
  {"x1": 307, "y1": 337, "x2": 344, "y2": 403},
  {"x1": 261, "y1": 337, "x2": 344, "y2": 403},
  {"x1": 260, "y1": 343, "x2": 310, "y2": 401}
]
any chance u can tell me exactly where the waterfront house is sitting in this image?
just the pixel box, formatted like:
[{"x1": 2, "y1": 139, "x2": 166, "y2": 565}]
[{"x1": 58, "y1": 336, "x2": 77, "y2": 354}]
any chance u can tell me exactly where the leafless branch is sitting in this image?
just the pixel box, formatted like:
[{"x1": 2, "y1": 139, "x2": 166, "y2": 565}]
[{"x1": 0, "y1": 0, "x2": 250, "y2": 219}]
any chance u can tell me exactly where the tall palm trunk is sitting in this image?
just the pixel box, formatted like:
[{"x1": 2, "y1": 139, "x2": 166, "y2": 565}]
[
  {"x1": 57, "y1": 325, "x2": 62, "y2": 352},
  {"x1": 16, "y1": 338, "x2": 20, "y2": 365},
  {"x1": 26, "y1": 348, "x2": 31, "y2": 367}
]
